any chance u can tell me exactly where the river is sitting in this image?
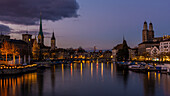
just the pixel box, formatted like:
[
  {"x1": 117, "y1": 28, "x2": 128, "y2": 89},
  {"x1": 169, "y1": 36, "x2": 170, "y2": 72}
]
[{"x1": 0, "y1": 61, "x2": 170, "y2": 96}]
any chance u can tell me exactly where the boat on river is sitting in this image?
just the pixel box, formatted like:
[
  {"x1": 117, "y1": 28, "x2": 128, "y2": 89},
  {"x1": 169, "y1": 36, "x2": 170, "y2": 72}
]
[
  {"x1": 0, "y1": 64, "x2": 37, "y2": 75},
  {"x1": 117, "y1": 61, "x2": 170, "y2": 74}
]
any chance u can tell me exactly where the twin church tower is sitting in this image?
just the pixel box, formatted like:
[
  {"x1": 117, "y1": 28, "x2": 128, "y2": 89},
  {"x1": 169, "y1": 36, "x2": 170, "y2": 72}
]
[
  {"x1": 142, "y1": 21, "x2": 154, "y2": 42},
  {"x1": 37, "y1": 14, "x2": 56, "y2": 50}
]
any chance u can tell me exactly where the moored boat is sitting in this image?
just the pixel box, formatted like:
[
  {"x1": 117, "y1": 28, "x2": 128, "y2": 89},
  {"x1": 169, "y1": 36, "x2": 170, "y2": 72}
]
[{"x1": 0, "y1": 64, "x2": 37, "y2": 75}]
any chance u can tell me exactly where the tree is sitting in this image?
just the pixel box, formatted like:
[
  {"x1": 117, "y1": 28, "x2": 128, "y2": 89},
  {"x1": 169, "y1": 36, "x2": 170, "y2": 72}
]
[
  {"x1": 142, "y1": 52, "x2": 150, "y2": 61},
  {"x1": 77, "y1": 46, "x2": 86, "y2": 53},
  {"x1": 11, "y1": 44, "x2": 19, "y2": 64},
  {"x1": 32, "y1": 39, "x2": 40, "y2": 60},
  {"x1": 103, "y1": 50, "x2": 112, "y2": 59},
  {"x1": 0, "y1": 41, "x2": 11, "y2": 63}
]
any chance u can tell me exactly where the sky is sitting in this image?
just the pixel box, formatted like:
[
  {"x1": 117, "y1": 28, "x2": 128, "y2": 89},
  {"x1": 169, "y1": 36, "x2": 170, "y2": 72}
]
[{"x1": 0, "y1": 0, "x2": 170, "y2": 50}]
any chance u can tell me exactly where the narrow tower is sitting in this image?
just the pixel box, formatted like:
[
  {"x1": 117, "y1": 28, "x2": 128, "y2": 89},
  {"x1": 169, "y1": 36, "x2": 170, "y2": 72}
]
[
  {"x1": 142, "y1": 21, "x2": 148, "y2": 42},
  {"x1": 38, "y1": 13, "x2": 44, "y2": 46},
  {"x1": 51, "y1": 32, "x2": 56, "y2": 50},
  {"x1": 148, "y1": 22, "x2": 154, "y2": 41}
]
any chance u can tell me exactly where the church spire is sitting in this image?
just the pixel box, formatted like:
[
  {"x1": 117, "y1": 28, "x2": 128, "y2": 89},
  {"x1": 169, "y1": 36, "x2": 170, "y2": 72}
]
[
  {"x1": 39, "y1": 12, "x2": 43, "y2": 37},
  {"x1": 51, "y1": 31, "x2": 56, "y2": 50},
  {"x1": 38, "y1": 12, "x2": 44, "y2": 45},
  {"x1": 123, "y1": 35, "x2": 125, "y2": 41},
  {"x1": 51, "y1": 32, "x2": 55, "y2": 40}
]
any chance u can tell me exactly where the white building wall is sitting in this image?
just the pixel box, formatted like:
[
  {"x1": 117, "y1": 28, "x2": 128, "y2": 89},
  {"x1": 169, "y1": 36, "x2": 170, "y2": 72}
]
[{"x1": 160, "y1": 41, "x2": 170, "y2": 53}]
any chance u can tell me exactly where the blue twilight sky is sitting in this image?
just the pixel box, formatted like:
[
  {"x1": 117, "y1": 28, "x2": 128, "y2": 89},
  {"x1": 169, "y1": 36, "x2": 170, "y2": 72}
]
[{"x1": 2, "y1": 0, "x2": 170, "y2": 50}]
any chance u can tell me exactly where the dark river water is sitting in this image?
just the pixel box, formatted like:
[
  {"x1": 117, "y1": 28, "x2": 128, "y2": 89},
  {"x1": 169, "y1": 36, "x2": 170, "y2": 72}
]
[{"x1": 0, "y1": 61, "x2": 170, "y2": 96}]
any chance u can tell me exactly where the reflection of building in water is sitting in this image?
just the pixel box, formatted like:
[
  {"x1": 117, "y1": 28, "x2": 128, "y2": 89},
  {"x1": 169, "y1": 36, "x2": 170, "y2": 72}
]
[
  {"x1": 96, "y1": 63, "x2": 99, "y2": 77},
  {"x1": 70, "y1": 63, "x2": 73, "y2": 77},
  {"x1": 37, "y1": 71, "x2": 44, "y2": 96},
  {"x1": 111, "y1": 63, "x2": 113, "y2": 78},
  {"x1": 143, "y1": 72, "x2": 155, "y2": 96},
  {"x1": 101, "y1": 63, "x2": 104, "y2": 79},
  {"x1": 62, "y1": 64, "x2": 64, "y2": 80},
  {"x1": 116, "y1": 65, "x2": 129, "y2": 88},
  {"x1": 80, "y1": 63, "x2": 83, "y2": 78},
  {"x1": 162, "y1": 75, "x2": 170, "y2": 96},
  {"x1": 51, "y1": 65, "x2": 56, "y2": 89},
  {"x1": 91, "y1": 63, "x2": 93, "y2": 78},
  {"x1": 0, "y1": 73, "x2": 37, "y2": 96}
]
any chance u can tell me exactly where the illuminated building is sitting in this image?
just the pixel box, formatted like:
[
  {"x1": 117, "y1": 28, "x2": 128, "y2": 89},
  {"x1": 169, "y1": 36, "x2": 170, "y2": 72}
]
[
  {"x1": 137, "y1": 21, "x2": 170, "y2": 61},
  {"x1": 138, "y1": 21, "x2": 160, "y2": 55},
  {"x1": 32, "y1": 14, "x2": 57, "y2": 60},
  {"x1": 160, "y1": 40, "x2": 170, "y2": 53}
]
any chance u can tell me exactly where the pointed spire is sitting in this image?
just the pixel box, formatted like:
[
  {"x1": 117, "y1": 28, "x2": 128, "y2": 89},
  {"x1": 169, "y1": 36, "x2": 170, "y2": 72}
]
[
  {"x1": 39, "y1": 12, "x2": 43, "y2": 37},
  {"x1": 122, "y1": 35, "x2": 127, "y2": 46},
  {"x1": 51, "y1": 31, "x2": 55, "y2": 40}
]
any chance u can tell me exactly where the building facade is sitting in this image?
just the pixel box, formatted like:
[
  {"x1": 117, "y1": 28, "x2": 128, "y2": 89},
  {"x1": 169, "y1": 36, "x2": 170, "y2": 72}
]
[
  {"x1": 138, "y1": 21, "x2": 164, "y2": 55},
  {"x1": 160, "y1": 40, "x2": 170, "y2": 53}
]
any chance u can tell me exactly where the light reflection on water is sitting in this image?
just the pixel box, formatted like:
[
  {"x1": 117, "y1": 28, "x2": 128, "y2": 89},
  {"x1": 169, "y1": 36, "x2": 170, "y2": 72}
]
[{"x1": 0, "y1": 61, "x2": 170, "y2": 96}]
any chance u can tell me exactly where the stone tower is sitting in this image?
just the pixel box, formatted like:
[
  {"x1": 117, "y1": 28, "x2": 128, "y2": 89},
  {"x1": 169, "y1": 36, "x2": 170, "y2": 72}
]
[
  {"x1": 148, "y1": 22, "x2": 154, "y2": 41},
  {"x1": 38, "y1": 13, "x2": 44, "y2": 46},
  {"x1": 142, "y1": 21, "x2": 148, "y2": 42},
  {"x1": 22, "y1": 32, "x2": 32, "y2": 44},
  {"x1": 22, "y1": 32, "x2": 32, "y2": 53},
  {"x1": 51, "y1": 32, "x2": 56, "y2": 50}
]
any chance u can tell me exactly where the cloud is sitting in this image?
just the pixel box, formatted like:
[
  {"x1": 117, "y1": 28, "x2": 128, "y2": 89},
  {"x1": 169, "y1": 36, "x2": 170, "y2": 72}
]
[
  {"x1": 0, "y1": 0, "x2": 79, "y2": 25},
  {"x1": 0, "y1": 24, "x2": 11, "y2": 34}
]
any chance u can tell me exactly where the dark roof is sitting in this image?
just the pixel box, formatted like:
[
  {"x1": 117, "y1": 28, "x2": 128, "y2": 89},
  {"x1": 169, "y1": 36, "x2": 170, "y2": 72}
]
[
  {"x1": 113, "y1": 44, "x2": 123, "y2": 50},
  {"x1": 22, "y1": 34, "x2": 32, "y2": 36},
  {"x1": 160, "y1": 39, "x2": 170, "y2": 42},
  {"x1": 154, "y1": 37, "x2": 162, "y2": 39},
  {"x1": 155, "y1": 46, "x2": 159, "y2": 49},
  {"x1": 0, "y1": 34, "x2": 10, "y2": 37},
  {"x1": 113, "y1": 43, "x2": 131, "y2": 50},
  {"x1": 138, "y1": 41, "x2": 160, "y2": 45},
  {"x1": 132, "y1": 47, "x2": 138, "y2": 50},
  {"x1": 43, "y1": 46, "x2": 51, "y2": 49},
  {"x1": 9, "y1": 39, "x2": 28, "y2": 45}
]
